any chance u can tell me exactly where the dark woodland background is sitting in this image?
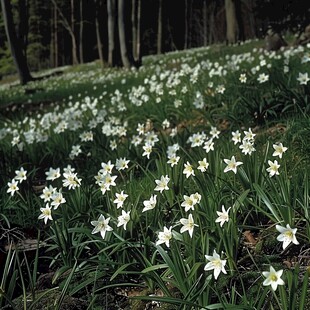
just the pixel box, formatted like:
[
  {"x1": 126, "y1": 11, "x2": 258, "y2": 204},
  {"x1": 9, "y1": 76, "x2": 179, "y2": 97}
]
[{"x1": 0, "y1": 0, "x2": 309, "y2": 82}]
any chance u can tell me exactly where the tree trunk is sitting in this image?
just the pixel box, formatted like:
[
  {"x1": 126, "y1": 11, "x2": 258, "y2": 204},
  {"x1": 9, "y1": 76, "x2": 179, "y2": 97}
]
[
  {"x1": 18, "y1": 0, "x2": 29, "y2": 60},
  {"x1": 0, "y1": 0, "x2": 33, "y2": 85},
  {"x1": 203, "y1": 0, "x2": 207, "y2": 46},
  {"x1": 184, "y1": 0, "x2": 188, "y2": 49},
  {"x1": 235, "y1": 0, "x2": 244, "y2": 42},
  {"x1": 225, "y1": 0, "x2": 239, "y2": 44},
  {"x1": 188, "y1": 0, "x2": 192, "y2": 48},
  {"x1": 79, "y1": 0, "x2": 84, "y2": 63},
  {"x1": 54, "y1": 4, "x2": 58, "y2": 67},
  {"x1": 131, "y1": 0, "x2": 137, "y2": 60},
  {"x1": 118, "y1": 0, "x2": 134, "y2": 68},
  {"x1": 50, "y1": 2, "x2": 59, "y2": 67},
  {"x1": 95, "y1": 0, "x2": 104, "y2": 67},
  {"x1": 157, "y1": 0, "x2": 162, "y2": 54},
  {"x1": 107, "y1": 0, "x2": 115, "y2": 67},
  {"x1": 50, "y1": 3, "x2": 55, "y2": 67},
  {"x1": 71, "y1": 0, "x2": 79, "y2": 64},
  {"x1": 136, "y1": 0, "x2": 141, "y2": 61},
  {"x1": 51, "y1": 0, "x2": 79, "y2": 65},
  {"x1": 247, "y1": 0, "x2": 256, "y2": 38}
]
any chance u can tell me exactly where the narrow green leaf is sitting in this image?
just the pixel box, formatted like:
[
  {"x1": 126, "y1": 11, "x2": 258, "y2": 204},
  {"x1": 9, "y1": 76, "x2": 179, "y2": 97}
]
[
  {"x1": 299, "y1": 271, "x2": 309, "y2": 310},
  {"x1": 55, "y1": 259, "x2": 78, "y2": 310},
  {"x1": 253, "y1": 183, "x2": 281, "y2": 222},
  {"x1": 142, "y1": 264, "x2": 168, "y2": 273},
  {"x1": 110, "y1": 263, "x2": 136, "y2": 281}
]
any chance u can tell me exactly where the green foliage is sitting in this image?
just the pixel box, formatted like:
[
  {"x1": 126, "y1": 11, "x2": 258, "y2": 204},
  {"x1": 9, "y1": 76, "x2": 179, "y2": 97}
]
[
  {"x1": 0, "y1": 40, "x2": 310, "y2": 309},
  {"x1": 0, "y1": 43, "x2": 15, "y2": 76}
]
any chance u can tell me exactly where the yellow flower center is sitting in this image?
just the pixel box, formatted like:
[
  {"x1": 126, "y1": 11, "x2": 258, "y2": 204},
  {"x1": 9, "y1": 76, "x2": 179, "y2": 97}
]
[
  {"x1": 285, "y1": 231, "x2": 293, "y2": 238},
  {"x1": 213, "y1": 259, "x2": 222, "y2": 268},
  {"x1": 43, "y1": 209, "x2": 51, "y2": 216},
  {"x1": 270, "y1": 274, "x2": 278, "y2": 282}
]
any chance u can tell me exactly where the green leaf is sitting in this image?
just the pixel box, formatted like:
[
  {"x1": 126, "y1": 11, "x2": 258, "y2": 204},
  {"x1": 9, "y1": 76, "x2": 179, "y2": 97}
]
[
  {"x1": 299, "y1": 270, "x2": 309, "y2": 310},
  {"x1": 52, "y1": 265, "x2": 71, "y2": 284},
  {"x1": 253, "y1": 183, "x2": 281, "y2": 222},
  {"x1": 55, "y1": 259, "x2": 78, "y2": 310},
  {"x1": 142, "y1": 264, "x2": 169, "y2": 273},
  {"x1": 110, "y1": 263, "x2": 136, "y2": 281}
]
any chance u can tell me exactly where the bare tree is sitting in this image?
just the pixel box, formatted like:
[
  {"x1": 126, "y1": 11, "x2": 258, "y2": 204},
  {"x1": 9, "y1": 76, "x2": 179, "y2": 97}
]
[
  {"x1": 0, "y1": 0, "x2": 33, "y2": 84},
  {"x1": 118, "y1": 0, "x2": 135, "y2": 68},
  {"x1": 50, "y1": 3, "x2": 56, "y2": 67},
  {"x1": 132, "y1": 0, "x2": 137, "y2": 60},
  {"x1": 157, "y1": 0, "x2": 162, "y2": 54},
  {"x1": 136, "y1": 0, "x2": 141, "y2": 61},
  {"x1": 51, "y1": 0, "x2": 79, "y2": 65},
  {"x1": 107, "y1": 0, "x2": 116, "y2": 67},
  {"x1": 225, "y1": 0, "x2": 239, "y2": 44},
  {"x1": 203, "y1": 0, "x2": 207, "y2": 46},
  {"x1": 70, "y1": 0, "x2": 79, "y2": 64},
  {"x1": 79, "y1": 0, "x2": 84, "y2": 64},
  {"x1": 95, "y1": 0, "x2": 104, "y2": 67},
  {"x1": 184, "y1": 0, "x2": 188, "y2": 49}
]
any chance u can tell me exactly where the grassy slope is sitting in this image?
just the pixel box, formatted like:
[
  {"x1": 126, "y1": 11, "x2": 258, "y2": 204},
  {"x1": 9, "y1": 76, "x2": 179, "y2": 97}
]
[{"x1": 0, "y1": 39, "x2": 310, "y2": 309}]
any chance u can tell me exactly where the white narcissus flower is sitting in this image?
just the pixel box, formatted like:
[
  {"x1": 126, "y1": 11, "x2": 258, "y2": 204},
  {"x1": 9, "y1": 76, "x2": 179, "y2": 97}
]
[
  {"x1": 98, "y1": 174, "x2": 117, "y2": 194},
  {"x1": 7, "y1": 179, "x2": 19, "y2": 196},
  {"x1": 180, "y1": 214, "x2": 198, "y2": 238},
  {"x1": 243, "y1": 128, "x2": 256, "y2": 142},
  {"x1": 15, "y1": 167, "x2": 27, "y2": 183},
  {"x1": 257, "y1": 73, "x2": 269, "y2": 84},
  {"x1": 231, "y1": 130, "x2": 241, "y2": 145},
  {"x1": 154, "y1": 175, "x2": 170, "y2": 193},
  {"x1": 91, "y1": 214, "x2": 113, "y2": 239},
  {"x1": 239, "y1": 140, "x2": 256, "y2": 155},
  {"x1": 266, "y1": 160, "x2": 280, "y2": 177},
  {"x1": 297, "y1": 72, "x2": 310, "y2": 85},
  {"x1": 272, "y1": 143, "x2": 288, "y2": 159},
  {"x1": 142, "y1": 143, "x2": 152, "y2": 159},
  {"x1": 204, "y1": 249, "x2": 227, "y2": 280},
  {"x1": 117, "y1": 210, "x2": 131, "y2": 230},
  {"x1": 62, "y1": 172, "x2": 82, "y2": 190},
  {"x1": 276, "y1": 224, "x2": 299, "y2": 250},
  {"x1": 38, "y1": 204, "x2": 53, "y2": 224},
  {"x1": 45, "y1": 167, "x2": 61, "y2": 181},
  {"x1": 115, "y1": 158, "x2": 130, "y2": 171},
  {"x1": 113, "y1": 191, "x2": 128, "y2": 209},
  {"x1": 210, "y1": 126, "x2": 220, "y2": 139},
  {"x1": 223, "y1": 156, "x2": 243, "y2": 174},
  {"x1": 167, "y1": 155, "x2": 180, "y2": 167},
  {"x1": 181, "y1": 194, "x2": 199, "y2": 212},
  {"x1": 183, "y1": 161, "x2": 195, "y2": 178},
  {"x1": 99, "y1": 161, "x2": 114, "y2": 175},
  {"x1": 156, "y1": 226, "x2": 172, "y2": 248},
  {"x1": 40, "y1": 185, "x2": 57, "y2": 202},
  {"x1": 215, "y1": 205, "x2": 231, "y2": 227},
  {"x1": 142, "y1": 195, "x2": 157, "y2": 212},
  {"x1": 262, "y1": 266, "x2": 285, "y2": 291},
  {"x1": 203, "y1": 139, "x2": 214, "y2": 153},
  {"x1": 239, "y1": 73, "x2": 247, "y2": 83},
  {"x1": 198, "y1": 158, "x2": 209, "y2": 172},
  {"x1": 51, "y1": 190, "x2": 66, "y2": 210}
]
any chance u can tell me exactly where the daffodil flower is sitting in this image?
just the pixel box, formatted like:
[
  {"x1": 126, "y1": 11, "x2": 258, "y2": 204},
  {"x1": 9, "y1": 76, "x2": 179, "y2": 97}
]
[
  {"x1": 91, "y1": 214, "x2": 113, "y2": 239},
  {"x1": 215, "y1": 205, "x2": 231, "y2": 227},
  {"x1": 266, "y1": 160, "x2": 280, "y2": 177},
  {"x1": 156, "y1": 226, "x2": 172, "y2": 248},
  {"x1": 204, "y1": 249, "x2": 227, "y2": 280},
  {"x1": 262, "y1": 266, "x2": 285, "y2": 291},
  {"x1": 276, "y1": 224, "x2": 299, "y2": 250},
  {"x1": 224, "y1": 156, "x2": 243, "y2": 174},
  {"x1": 180, "y1": 214, "x2": 198, "y2": 238}
]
